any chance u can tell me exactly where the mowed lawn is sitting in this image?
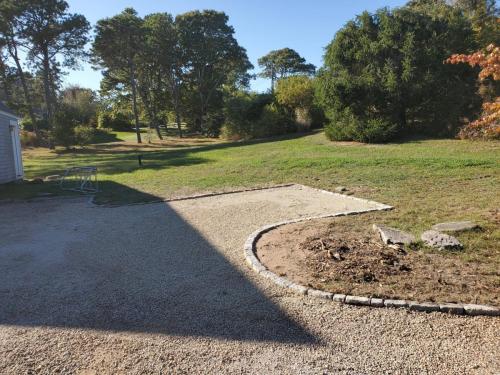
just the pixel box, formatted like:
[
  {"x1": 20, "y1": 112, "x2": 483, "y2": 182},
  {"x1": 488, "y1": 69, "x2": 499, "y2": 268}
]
[{"x1": 1, "y1": 131, "x2": 499, "y2": 272}]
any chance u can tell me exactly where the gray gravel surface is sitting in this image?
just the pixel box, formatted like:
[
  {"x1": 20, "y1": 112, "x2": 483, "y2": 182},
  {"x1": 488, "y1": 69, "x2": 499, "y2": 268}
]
[{"x1": 0, "y1": 185, "x2": 498, "y2": 374}]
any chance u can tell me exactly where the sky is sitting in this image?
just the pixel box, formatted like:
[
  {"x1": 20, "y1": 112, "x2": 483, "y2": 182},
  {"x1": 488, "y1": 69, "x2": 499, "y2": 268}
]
[{"x1": 65, "y1": 0, "x2": 407, "y2": 93}]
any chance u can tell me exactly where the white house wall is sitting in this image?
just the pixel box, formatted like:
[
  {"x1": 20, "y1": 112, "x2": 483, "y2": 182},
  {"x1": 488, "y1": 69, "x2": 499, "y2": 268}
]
[{"x1": 0, "y1": 112, "x2": 19, "y2": 184}]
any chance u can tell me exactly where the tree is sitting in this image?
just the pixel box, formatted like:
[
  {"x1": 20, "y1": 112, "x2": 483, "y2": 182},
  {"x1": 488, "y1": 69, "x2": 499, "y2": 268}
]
[
  {"x1": 92, "y1": 8, "x2": 143, "y2": 143},
  {"x1": 137, "y1": 12, "x2": 180, "y2": 139},
  {"x1": 450, "y1": 0, "x2": 499, "y2": 45},
  {"x1": 19, "y1": 0, "x2": 90, "y2": 145},
  {"x1": 317, "y1": 4, "x2": 480, "y2": 142},
  {"x1": 61, "y1": 85, "x2": 98, "y2": 127},
  {"x1": 258, "y1": 48, "x2": 316, "y2": 92},
  {"x1": 275, "y1": 75, "x2": 318, "y2": 130},
  {"x1": 0, "y1": 0, "x2": 38, "y2": 131},
  {"x1": 176, "y1": 10, "x2": 253, "y2": 135},
  {"x1": 447, "y1": 44, "x2": 499, "y2": 138}
]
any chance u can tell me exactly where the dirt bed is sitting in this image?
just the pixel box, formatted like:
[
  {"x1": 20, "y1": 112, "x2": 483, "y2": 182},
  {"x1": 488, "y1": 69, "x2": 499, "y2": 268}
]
[{"x1": 257, "y1": 216, "x2": 499, "y2": 306}]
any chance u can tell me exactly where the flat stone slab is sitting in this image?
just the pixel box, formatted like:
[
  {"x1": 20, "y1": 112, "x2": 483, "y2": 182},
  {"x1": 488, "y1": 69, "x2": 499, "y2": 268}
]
[
  {"x1": 372, "y1": 224, "x2": 416, "y2": 245},
  {"x1": 440, "y1": 303, "x2": 465, "y2": 315},
  {"x1": 370, "y1": 298, "x2": 385, "y2": 308},
  {"x1": 409, "y1": 301, "x2": 440, "y2": 313},
  {"x1": 463, "y1": 304, "x2": 500, "y2": 317},
  {"x1": 384, "y1": 299, "x2": 409, "y2": 309},
  {"x1": 421, "y1": 230, "x2": 463, "y2": 250},
  {"x1": 431, "y1": 221, "x2": 479, "y2": 232},
  {"x1": 308, "y1": 289, "x2": 333, "y2": 300},
  {"x1": 345, "y1": 295, "x2": 371, "y2": 306}
]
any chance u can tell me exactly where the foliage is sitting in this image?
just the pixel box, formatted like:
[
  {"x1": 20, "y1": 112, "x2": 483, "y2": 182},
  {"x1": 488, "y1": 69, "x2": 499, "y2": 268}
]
[
  {"x1": 19, "y1": 130, "x2": 39, "y2": 147},
  {"x1": 221, "y1": 92, "x2": 292, "y2": 140},
  {"x1": 275, "y1": 75, "x2": 325, "y2": 130},
  {"x1": 275, "y1": 75, "x2": 315, "y2": 110},
  {"x1": 447, "y1": 44, "x2": 500, "y2": 139},
  {"x1": 61, "y1": 86, "x2": 98, "y2": 127},
  {"x1": 176, "y1": 10, "x2": 253, "y2": 136},
  {"x1": 73, "y1": 124, "x2": 94, "y2": 146},
  {"x1": 138, "y1": 12, "x2": 178, "y2": 138},
  {"x1": 451, "y1": 0, "x2": 500, "y2": 46},
  {"x1": 52, "y1": 97, "x2": 95, "y2": 148},
  {"x1": 258, "y1": 48, "x2": 315, "y2": 92},
  {"x1": 317, "y1": 3, "x2": 480, "y2": 142},
  {"x1": 92, "y1": 8, "x2": 144, "y2": 143},
  {"x1": 52, "y1": 103, "x2": 79, "y2": 148},
  {"x1": 97, "y1": 110, "x2": 132, "y2": 131},
  {"x1": 19, "y1": 0, "x2": 90, "y2": 137}
]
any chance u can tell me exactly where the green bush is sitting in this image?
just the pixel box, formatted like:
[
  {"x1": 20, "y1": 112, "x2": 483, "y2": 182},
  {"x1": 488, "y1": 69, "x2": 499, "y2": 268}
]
[
  {"x1": 98, "y1": 111, "x2": 132, "y2": 131},
  {"x1": 222, "y1": 92, "x2": 293, "y2": 140},
  {"x1": 324, "y1": 108, "x2": 399, "y2": 143},
  {"x1": 255, "y1": 103, "x2": 294, "y2": 137},
  {"x1": 74, "y1": 125, "x2": 95, "y2": 146},
  {"x1": 52, "y1": 104, "x2": 79, "y2": 148}
]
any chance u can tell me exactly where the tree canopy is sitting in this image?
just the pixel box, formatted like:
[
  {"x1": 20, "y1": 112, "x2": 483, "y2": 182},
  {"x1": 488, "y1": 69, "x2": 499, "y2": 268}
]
[
  {"x1": 317, "y1": 2, "x2": 480, "y2": 142},
  {"x1": 258, "y1": 48, "x2": 316, "y2": 92}
]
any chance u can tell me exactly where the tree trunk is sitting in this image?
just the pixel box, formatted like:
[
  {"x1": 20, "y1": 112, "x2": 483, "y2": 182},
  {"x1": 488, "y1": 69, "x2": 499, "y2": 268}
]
[
  {"x1": 41, "y1": 47, "x2": 55, "y2": 149},
  {"x1": 175, "y1": 110, "x2": 182, "y2": 138},
  {"x1": 7, "y1": 37, "x2": 38, "y2": 134},
  {"x1": 271, "y1": 66, "x2": 275, "y2": 93},
  {"x1": 138, "y1": 85, "x2": 162, "y2": 141},
  {"x1": 129, "y1": 63, "x2": 142, "y2": 144},
  {"x1": 0, "y1": 60, "x2": 13, "y2": 103},
  {"x1": 169, "y1": 71, "x2": 183, "y2": 138}
]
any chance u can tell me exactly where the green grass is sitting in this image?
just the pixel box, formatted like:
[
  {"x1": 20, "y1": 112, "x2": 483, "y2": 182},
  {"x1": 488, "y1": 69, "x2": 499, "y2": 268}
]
[{"x1": 1, "y1": 131, "x2": 499, "y2": 269}]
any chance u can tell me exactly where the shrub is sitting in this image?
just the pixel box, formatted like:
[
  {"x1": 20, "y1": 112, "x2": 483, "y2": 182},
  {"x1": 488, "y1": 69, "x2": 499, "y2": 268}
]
[
  {"x1": 52, "y1": 104, "x2": 79, "y2": 148},
  {"x1": 74, "y1": 125, "x2": 95, "y2": 146},
  {"x1": 19, "y1": 130, "x2": 39, "y2": 148},
  {"x1": 222, "y1": 93, "x2": 292, "y2": 140},
  {"x1": 275, "y1": 75, "x2": 325, "y2": 130},
  {"x1": 98, "y1": 111, "x2": 132, "y2": 131},
  {"x1": 255, "y1": 103, "x2": 294, "y2": 137},
  {"x1": 325, "y1": 108, "x2": 399, "y2": 143}
]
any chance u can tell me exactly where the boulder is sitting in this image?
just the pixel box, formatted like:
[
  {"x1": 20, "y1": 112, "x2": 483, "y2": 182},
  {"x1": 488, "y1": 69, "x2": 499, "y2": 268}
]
[
  {"x1": 421, "y1": 230, "x2": 462, "y2": 250},
  {"x1": 335, "y1": 186, "x2": 347, "y2": 193},
  {"x1": 431, "y1": 221, "x2": 479, "y2": 232},
  {"x1": 372, "y1": 224, "x2": 416, "y2": 245}
]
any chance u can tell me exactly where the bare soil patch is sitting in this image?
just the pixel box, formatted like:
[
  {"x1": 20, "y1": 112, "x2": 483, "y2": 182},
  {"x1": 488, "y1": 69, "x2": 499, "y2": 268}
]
[{"x1": 256, "y1": 215, "x2": 499, "y2": 306}]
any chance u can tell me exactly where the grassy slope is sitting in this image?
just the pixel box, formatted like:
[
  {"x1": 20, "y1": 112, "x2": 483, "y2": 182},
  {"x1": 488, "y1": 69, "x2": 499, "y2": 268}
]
[{"x1": 1, "y1": 131, "x2": 499, "y2": 272}]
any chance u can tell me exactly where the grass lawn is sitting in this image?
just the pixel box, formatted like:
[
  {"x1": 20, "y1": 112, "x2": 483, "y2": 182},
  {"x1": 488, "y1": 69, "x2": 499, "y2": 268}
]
[{"x1": 1, "y1": 131, "x2": 499, "y2": 274}]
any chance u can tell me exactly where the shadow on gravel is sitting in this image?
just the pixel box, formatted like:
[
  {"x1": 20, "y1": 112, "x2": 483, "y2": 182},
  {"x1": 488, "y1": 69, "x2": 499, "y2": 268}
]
[{"x1": 0, "y1": 184, "x2": 318, "y2": 345}]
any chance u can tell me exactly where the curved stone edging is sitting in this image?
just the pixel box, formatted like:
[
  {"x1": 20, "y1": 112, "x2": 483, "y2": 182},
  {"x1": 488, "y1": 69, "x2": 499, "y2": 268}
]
[{"x1": 243, "y1": 201, "x2": 500, "y2": 318}]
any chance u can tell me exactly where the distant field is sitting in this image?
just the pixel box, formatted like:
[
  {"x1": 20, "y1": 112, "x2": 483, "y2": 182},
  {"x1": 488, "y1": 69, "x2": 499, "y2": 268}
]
[{"x1": 1, "y1": 131, "x2": 499, "y2": 271}]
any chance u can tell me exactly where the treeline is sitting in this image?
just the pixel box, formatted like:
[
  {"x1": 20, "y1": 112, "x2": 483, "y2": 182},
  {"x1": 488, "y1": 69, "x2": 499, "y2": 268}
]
[{"x1": 1, "y1": 0, "x2": 498, "y2": 147}]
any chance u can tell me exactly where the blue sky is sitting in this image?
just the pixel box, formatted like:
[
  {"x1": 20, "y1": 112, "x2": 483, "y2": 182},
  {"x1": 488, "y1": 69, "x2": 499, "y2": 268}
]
[{"x1": 65, "y1": 0, "x2": 407, "y2": 93}]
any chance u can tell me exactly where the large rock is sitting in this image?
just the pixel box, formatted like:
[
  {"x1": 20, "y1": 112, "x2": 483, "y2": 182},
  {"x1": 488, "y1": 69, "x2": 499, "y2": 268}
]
[
  {"x1": 431, "y1": 221, "x2": 479, "y2": 232},
  {"x1": 421, "y1": 230, "x2": 462, "y2": 250},
  {"x1": 372, "y1": 224, "x2": 416, "y2": 245}
]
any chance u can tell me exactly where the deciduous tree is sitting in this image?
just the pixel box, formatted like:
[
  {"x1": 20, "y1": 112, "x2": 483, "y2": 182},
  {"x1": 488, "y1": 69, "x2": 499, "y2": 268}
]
[
  {"x1": 20, "y1": 0, "x2": 89, "y2": 144},
  {"x1": 447, "y1": 44, "x2": 499, "y2": 138},
  {"x1": 176, "y1": 10, "x2": 252, "y2": 135},
  {"x1": 258, "y1": 48, "x2": 315, "y2": 92},
  {"x1": 92, "y1": 8, "x2": 143, "y2": 143}
]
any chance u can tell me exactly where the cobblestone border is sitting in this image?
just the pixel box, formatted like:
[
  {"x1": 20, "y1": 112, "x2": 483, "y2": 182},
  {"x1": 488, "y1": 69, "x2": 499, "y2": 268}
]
[{"x1": 243, "y1": 189, "x2": 500, "y2": 317}]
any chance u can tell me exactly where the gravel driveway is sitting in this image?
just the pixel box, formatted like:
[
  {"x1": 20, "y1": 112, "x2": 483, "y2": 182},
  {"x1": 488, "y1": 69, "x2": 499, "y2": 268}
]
[{"x1": 0, "y1": 185, "x2": 498, "y2": 374}]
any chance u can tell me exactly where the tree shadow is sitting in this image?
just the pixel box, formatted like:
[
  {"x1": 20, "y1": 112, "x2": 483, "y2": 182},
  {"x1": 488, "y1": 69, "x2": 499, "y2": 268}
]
[
  {"x1": 0, "y1": 183, "x2": 318, "y2": 344},
  {"x1": 25, "y1": 131, "x2": 315, "y2": 180}
]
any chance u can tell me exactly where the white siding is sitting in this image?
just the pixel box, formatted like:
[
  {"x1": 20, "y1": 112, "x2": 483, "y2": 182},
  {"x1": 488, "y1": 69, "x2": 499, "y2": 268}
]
[{"x1": 0, "y1": 113, "x2": 17, "y2": 184}]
